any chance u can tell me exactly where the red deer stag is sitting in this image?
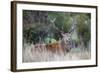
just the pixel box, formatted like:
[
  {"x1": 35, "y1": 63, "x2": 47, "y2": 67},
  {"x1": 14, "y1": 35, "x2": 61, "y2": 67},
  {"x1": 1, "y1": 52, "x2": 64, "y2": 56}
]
[
  {"x1": 45, "y1": 17, "x2": 72, "y2": 55},
  {"x1": 45, "y1": 33, "x2": 71, "y2": 55}
]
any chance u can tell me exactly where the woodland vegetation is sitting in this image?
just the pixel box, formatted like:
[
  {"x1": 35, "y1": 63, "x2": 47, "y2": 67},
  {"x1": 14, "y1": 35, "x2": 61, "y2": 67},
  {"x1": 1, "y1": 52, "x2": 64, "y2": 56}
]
[
  {"x1": 23, "y1": 10, "x2": 91, "y2": 49},
  {"x1": 22, "y1": 10, "x2": 91, "y2": 62}
]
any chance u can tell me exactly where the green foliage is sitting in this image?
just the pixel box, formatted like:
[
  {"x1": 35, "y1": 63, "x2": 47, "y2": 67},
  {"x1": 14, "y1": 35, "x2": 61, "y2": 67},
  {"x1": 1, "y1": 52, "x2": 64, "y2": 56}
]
[
  {"x1": 23, "y1": 10, "x2": 91, "y2": 48},
  {"x1": 23, "y1": 28, "x2": 39, "y2": 43},
  {"x1": 77, "y1": 13, "x2": 91, "y2": 47},
  {"x1": 44, "y1": 37, "x2": 57, "y2": 44}
]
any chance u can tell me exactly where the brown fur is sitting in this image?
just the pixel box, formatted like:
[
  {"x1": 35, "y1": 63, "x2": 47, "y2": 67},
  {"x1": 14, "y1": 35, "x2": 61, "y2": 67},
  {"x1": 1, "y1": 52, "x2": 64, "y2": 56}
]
[{"x1": 46, "y1": 42, "x2": 65, "y2": 54}]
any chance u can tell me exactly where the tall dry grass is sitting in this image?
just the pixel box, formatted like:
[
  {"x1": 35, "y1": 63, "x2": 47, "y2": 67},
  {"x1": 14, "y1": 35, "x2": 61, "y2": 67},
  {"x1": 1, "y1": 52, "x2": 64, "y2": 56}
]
[{"x1": 23, "y1": 43, "x2": 91, "y2": 62}]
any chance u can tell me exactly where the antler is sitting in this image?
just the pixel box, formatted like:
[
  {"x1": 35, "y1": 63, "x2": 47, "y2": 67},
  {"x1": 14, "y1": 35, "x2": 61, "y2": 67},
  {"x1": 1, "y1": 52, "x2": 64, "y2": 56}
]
[
  {"x1": 68, "y1": 17, "x2": 77, "y2": 36},
  {"x1": 48, "y1": 16, "x2": 64, "y2": 33}
]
